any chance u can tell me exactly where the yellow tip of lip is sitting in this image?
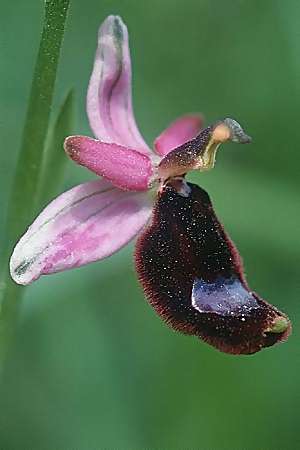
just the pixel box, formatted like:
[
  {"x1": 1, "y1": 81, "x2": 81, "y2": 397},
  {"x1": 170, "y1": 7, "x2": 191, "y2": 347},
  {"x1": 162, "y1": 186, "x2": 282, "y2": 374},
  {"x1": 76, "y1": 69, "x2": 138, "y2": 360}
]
[{"x1": 267, "y1": 317, "x2": 289, "y2": 334}]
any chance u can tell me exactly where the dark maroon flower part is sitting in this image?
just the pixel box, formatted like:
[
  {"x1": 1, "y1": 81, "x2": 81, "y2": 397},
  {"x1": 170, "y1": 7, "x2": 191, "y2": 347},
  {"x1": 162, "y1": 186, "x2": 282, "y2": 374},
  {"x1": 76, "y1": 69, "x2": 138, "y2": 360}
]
[{"x1": 135, "y1": 178, "x2": 291, "y2": 355}]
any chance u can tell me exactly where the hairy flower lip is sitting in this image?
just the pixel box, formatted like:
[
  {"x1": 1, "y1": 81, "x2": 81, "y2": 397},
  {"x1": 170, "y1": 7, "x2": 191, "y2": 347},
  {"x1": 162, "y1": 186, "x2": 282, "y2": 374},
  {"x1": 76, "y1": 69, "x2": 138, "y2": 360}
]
[
  {"x1": 135, "y1": 179, "x2": 291, "y2": 355},
  {"x1": 157, "y1": 118, "x2": 251, "y2": 181}
]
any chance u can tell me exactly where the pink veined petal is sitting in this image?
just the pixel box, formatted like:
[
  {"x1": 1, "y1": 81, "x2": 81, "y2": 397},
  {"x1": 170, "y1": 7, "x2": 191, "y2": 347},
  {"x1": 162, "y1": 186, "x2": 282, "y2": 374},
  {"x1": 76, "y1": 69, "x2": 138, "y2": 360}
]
[
  {"x1": 154, "y1": 114, "x2": 203, "y2": 157},
  {"x1": 10, "y1": 179, "x2": 152, "y2": 285},
  {"x1": 64, "y1": 136, "x2": 153, "y2": 192},
  {"x1": 87, "y1": 15, "x2": 151, "y2": 155}
]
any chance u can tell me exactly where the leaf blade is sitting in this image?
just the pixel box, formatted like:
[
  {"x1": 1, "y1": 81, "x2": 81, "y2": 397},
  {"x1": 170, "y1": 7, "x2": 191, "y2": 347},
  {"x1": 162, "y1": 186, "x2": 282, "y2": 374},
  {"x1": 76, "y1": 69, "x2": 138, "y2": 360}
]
[
  {"x1": 0, "y1": 0, "x2": 71, "y2": 370},
  {"x1": 37, "y1": 88, "x2": 75, "y2": 208}
]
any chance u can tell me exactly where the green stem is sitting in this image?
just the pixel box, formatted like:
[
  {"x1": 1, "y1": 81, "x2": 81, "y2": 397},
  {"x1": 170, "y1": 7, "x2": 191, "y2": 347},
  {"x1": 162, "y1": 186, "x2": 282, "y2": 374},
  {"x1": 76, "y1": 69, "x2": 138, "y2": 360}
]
[{"x1": 0, "y1": 0, "x2": 70, "y2": 371}]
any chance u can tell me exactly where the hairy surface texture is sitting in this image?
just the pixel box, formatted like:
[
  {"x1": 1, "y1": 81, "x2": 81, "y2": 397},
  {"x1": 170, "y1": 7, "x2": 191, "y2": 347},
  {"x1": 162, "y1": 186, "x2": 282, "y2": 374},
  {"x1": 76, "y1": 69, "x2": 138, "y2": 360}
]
[{"x1": 135, "y1": 180, "x2": 291, "y2": 354}]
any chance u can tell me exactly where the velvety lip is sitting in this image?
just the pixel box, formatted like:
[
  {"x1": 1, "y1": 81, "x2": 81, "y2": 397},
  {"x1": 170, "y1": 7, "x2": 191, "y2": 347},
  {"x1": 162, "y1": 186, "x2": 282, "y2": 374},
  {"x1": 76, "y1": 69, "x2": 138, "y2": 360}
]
[{"x1": 135, "y1": 179, "x2": 291, "y2": 355}]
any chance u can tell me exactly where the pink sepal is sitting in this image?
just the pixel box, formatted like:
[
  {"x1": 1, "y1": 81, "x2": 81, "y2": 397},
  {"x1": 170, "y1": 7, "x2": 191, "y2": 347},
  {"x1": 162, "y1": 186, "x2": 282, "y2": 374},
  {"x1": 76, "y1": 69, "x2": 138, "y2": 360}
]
[
  {"x1": 10, "y1": 179, "x2": 152, "y2": 285},
  {"x1": 87, "y1": 15, "x2": 151, "y2": 156}
]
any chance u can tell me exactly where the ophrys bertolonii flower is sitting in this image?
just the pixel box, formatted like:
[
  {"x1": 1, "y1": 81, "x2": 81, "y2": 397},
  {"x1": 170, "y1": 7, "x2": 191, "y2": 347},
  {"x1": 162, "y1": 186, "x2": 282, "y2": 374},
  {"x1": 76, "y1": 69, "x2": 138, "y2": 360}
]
[{"x1": 10, "y1": 16, "x2": 291, "y2": 354}]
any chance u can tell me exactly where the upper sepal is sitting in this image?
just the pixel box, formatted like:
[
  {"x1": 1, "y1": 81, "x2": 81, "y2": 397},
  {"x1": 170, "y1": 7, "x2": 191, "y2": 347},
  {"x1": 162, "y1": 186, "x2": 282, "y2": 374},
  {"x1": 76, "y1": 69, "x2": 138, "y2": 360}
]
[
  {"x1": 87, "y1": 15, "x2": 151, "y2": 155},
  {"x1": 135, "y1": 179, "x2": 291, "y2": 355}
]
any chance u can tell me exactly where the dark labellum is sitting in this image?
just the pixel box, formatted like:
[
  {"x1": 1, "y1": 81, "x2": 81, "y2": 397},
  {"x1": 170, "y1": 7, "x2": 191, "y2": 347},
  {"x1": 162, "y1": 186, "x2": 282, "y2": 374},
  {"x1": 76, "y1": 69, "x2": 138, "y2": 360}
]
[{"x1": 135, "y1": 179, "x2": 291, "y2": 355}]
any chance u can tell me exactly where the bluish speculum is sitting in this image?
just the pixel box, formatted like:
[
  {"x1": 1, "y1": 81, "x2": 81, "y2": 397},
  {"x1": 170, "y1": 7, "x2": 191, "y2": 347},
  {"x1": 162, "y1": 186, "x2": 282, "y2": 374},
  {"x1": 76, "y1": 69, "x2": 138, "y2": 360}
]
[{"x1": 192, "y1": 276, "x2": 260, "y2": 316}]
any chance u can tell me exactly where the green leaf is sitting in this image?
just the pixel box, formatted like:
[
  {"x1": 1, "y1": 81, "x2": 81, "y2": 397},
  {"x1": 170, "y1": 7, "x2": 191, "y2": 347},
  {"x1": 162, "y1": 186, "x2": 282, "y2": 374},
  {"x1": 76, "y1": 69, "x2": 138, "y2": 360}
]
[
  {"x1": 6, "y1": 0, "x2": 71, "y2": 243},
  {"x1": 0, "y1": 0, "x2": 71, "y2": 370},
  {"x1": 37, "y1": 89, "x2": 76, "y2": 208}
]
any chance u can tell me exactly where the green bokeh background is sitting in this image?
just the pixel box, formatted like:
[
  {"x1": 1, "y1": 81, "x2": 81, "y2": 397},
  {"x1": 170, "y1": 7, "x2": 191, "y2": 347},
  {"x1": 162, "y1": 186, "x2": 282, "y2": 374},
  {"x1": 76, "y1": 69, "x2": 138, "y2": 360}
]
[{"x1": 1, "y1": 0, "x2": 299, "y2": 448}]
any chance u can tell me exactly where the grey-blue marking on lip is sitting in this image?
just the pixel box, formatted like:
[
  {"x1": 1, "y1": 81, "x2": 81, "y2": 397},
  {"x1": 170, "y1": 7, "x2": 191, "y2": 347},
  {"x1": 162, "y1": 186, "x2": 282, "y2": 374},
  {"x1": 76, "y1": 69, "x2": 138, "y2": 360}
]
[{"x1": 192, "y1": 276, "x2": 260, "y2": 316}]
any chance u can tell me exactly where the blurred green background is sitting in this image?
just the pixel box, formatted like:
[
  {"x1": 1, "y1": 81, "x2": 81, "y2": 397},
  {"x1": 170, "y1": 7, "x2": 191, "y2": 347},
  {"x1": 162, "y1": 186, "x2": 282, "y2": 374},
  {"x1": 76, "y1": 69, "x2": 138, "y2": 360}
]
[{"x1": 0, "y1": 0, "x2": 299, "y2": 448}]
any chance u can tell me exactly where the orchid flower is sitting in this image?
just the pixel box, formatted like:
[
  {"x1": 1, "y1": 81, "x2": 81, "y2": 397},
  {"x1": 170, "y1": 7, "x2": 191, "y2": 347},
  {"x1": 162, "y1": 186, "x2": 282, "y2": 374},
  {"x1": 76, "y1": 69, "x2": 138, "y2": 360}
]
[{"x1": 10, "y1": 16, "x2": 291, "y2": 354}]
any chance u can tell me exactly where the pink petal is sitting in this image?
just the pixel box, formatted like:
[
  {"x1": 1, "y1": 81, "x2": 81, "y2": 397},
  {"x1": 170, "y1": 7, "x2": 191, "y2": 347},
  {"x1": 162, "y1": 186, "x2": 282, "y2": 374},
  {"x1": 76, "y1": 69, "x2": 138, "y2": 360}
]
[
  {"x1": 10, "y1": 179, "x2": 152, "y2": 285},
  {"x1": 65, "y1": 136, "x2": 153, "y2": 192},
  {"x1": 154, "y1": 114, "x2": 203, "y2": 157},
  {"x1": 87, "y1": 15, "x2": 151, "y2": 155}
]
